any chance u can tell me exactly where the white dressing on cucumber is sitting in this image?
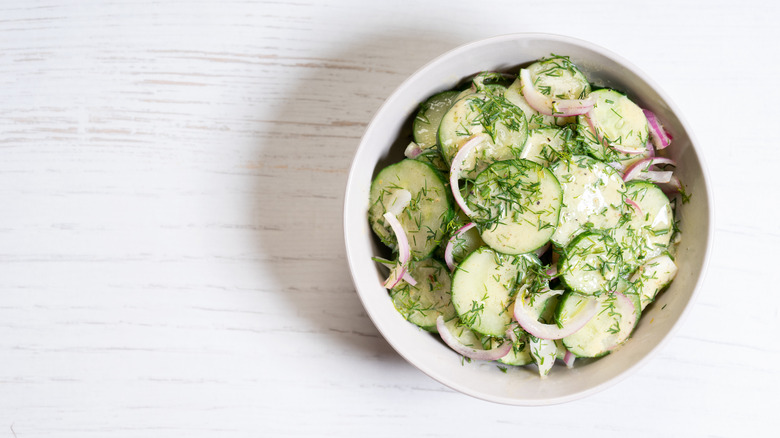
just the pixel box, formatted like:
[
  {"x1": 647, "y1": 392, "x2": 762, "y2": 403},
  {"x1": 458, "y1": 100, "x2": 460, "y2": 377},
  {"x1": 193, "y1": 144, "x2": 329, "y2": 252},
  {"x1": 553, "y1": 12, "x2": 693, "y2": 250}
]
[{"x1": 550, "y1": 155, "x2": 626, "y2": 247}]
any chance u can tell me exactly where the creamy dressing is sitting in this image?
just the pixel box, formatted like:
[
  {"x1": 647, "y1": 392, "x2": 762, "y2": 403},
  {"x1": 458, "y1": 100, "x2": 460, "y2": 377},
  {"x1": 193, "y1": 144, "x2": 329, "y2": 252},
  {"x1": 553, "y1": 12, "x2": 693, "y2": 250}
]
[
  {"x1": 551, "y1": 156, "x2": 625, "y2": 247},
  {"x1": 520, "y1": 127, "x2": 566, "y2": 166}
]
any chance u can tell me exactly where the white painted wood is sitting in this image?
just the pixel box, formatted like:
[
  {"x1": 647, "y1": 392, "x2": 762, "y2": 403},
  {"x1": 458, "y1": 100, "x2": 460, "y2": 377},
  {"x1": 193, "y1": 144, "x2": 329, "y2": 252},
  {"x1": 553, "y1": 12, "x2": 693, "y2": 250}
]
[{"x1": 0, "y1": 0, "x2": 777, "y2": 436}]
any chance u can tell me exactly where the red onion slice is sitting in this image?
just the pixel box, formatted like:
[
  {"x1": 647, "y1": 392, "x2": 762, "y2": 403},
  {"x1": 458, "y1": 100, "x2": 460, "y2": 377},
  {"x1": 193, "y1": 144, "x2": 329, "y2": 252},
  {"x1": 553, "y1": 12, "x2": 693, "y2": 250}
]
[
  {"x1": 375, "y1": 259, "x2": 418, "y2": 288},
  {"x1": 604, "y1": 292, "x2": 637, "y2": 350},
  {"x1": 449, "y1": 135, "x2": 486, "y2": 217},
  {"x1": 436, "y1": 316, "x2": 513, "y2": 362},
  {"x1": 610, "y1": 143, "x2": 648, "y2": 155},
  {"x1": 404, "y1": 141, "x2": 423, "y2": 159},
  {"x1": 563, "y1": 349, "x2": 576, "y2": 368},
  {"x1": 606, "y1": 161, "x2": 626, "y2": 172},
  {"x1": 642, "y1": 109, "x2": 672, "y2": 150},
  {"x1": 382, "y1": 212, "x2": 412, "y2": 288},
  {"x1": 622, "y1": 157, "x2": 677, "y2": 182},
  {"x1": 660, "y1": 174, "x2": 683, "y2": 195},
  {"x1": 382, "y1": 266, "x2": 407, "y2": 289},
  {"x1": 444, "y1": 222, "x2": 476, "y2": 271},
  {"x1": 520, "y1": 69, "x2": 594, "y2": 117},
  {"x1": 638, "y1": 170, "x2": 673, "y2": 184},
  {"x1": 513, "y1": 293, "x2": 597, "y2": 340}
]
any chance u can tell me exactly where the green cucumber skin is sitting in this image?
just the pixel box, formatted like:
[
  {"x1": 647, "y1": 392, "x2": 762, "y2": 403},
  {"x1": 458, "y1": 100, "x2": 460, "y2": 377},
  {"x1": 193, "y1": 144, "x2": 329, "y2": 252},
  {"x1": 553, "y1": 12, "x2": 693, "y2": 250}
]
[
  {"x1": 576, "y1": 88, "x2": 649, "y2": 162},
  {"x1": 368, "y1": 159, "x2": 453, "y2": 260},
  {"x1": 617, "y1": 180, "x2": 674, "y2": 266},
  {"x1": 556, "y1": 291, "x2": 634, "y2": 358},
  {"x1": 413, "y1": 90, "x2": 461, "y2": 149},
  {"x1": 390, "y1": 258, "x2": 456, "y2": 332},
  {"x1": 436, "y1": 93, "x2": 528, "y2": 179},
  {"x1": 468, "y1": 159, "x2": 563, "y2": 255},
  {"x1": 450, "y1": 247, "x2": 523, "y2": 337},
  {"x1": 558, "y1": 231, "x2": 622, "y2": 296}
]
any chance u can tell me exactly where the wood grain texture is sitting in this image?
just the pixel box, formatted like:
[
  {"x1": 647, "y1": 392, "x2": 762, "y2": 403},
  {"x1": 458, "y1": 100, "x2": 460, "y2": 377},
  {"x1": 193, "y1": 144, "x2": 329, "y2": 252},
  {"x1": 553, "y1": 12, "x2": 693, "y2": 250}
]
[{"x1": 0, "y1": 0, "x2": 777, "y2": 436}]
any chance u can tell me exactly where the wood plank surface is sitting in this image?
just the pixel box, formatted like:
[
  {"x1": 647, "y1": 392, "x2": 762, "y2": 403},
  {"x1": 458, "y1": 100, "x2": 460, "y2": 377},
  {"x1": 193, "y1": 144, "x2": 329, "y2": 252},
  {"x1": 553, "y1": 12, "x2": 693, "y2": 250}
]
[{"x1": 0, "y1": 0, "x2": 777, "y2": 436}]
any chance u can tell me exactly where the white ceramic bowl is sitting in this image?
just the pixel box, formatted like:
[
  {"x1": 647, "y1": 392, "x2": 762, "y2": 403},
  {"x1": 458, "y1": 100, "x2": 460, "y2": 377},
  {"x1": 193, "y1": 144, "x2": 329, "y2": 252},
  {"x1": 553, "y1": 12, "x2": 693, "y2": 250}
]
[{"x1": 343, "y1": 33, "x2": 713, "y2": 405}]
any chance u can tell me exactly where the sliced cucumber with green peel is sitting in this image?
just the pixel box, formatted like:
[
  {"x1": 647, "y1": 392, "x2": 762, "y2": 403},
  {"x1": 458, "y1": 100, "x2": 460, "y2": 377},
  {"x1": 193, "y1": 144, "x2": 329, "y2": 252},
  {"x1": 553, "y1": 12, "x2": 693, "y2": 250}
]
[
  {"x1": 614, "y1": 180, "x2": 674, "y2": 266},
  {"x1": 525, "y1": 56, "x2": 591, "y2": 100},
  {"x1": 368, "y1": 159, "x2": 452, "y2": 259},
  {"x1": 578, "y1": 89, "x2": 649, "y2": 160},
  {"x1": 438, "y1": 93, "x2": 528, "y2": 179},
  {"x1": 467, "y1": 159, "x2": 562, "y2": 255},
  {"x1": 497, "y1": 324, "x2": 533, "y2": 366},
  {"x1": 630, "y1": 253, "x2": 678, "y2": 311},
  {"x1": 615, "y1": 278, "x2": 642, "y2": 323},
  {"x1": 451, "y1": 247, "x2": 530, "y2": 337},
  {"x1": 410, "y1": 146, "x2": 448, "y2": 172},
  {"x1": 550, "y1": 155, "x2": 626, "y2": 247},
  {"x1": 558, "y1": 291, "x2": 636, "y2": 358},
  {"x1": 390, "y1": 259, "x2": 456, "y2": 332},
  {"x1": 413, "y1": 90, "x2": 460, "y2": 149},
  {"x1": 559, "y1": 231, "x2": 623, "y2": 296}
]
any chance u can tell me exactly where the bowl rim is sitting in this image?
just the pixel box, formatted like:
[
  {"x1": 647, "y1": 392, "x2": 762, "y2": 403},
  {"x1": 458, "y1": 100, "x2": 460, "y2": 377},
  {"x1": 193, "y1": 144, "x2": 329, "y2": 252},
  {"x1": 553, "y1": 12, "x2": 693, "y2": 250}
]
[{"x1": 343, "y1": 32, "x2": 714, "y2": 405}]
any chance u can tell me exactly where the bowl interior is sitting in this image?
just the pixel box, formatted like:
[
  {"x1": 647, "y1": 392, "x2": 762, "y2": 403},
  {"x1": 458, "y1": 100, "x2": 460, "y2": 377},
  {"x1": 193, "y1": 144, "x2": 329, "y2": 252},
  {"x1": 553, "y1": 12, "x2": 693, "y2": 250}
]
[{"x1": 344, "y1": 34, "x2": 712, "y2": 405}]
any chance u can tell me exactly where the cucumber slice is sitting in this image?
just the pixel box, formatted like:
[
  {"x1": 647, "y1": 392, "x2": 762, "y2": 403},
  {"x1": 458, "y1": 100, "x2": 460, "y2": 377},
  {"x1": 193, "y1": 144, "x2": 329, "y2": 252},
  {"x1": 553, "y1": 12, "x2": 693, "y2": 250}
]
[
  {"x1": 413, "y1": 90, "x2": 460, "y2": 149},
  {"x1": 520, "y1": 127, "x2": 569, "y2": 166},
  {"x1": 451, "y1": 247, "x2": 530, "y2": 337},
  {"x1": 578, "y1": 89, "x2": 649, "y2": 160},
  {"x1": 558, "y1": 291, "x2": 636, "y2": 358},
  {"x1": 368, "y1": 159, "x2": 452, "y2": 259},
  {"x1": 559, "y1": 231, "x2": 623, "y2": 296},
  {"x1": 411, "y1": 147, "x2": 448, "y2": 172},
  {"x1": 456, "y1": 82, "x2": 508, "y2": 102},
  {"x1": 615, "y1": 278, "x2": 642, "y2": 323},
  {"x1": 631, "y1": 253, "x2": 678, "y2": 310},
  {"x1": 615, "y1": 181, "x2": 674, "y2": 266},
  {"x1": 497, "y1": 324, "x2": 532, "y2": 366},
  {"x1": 438, "y1": 93, "x2": 528, "y2": 179},
  {"x1": 550, "y1": 155, "x2": 626, "y2": 247},
  {"x1": 525, "y1": 56, "x2": 591, "y2": 100},
  {"x1": 390, "y1": 259, "x2": 456, "y2": 332},
  {"x1": 468, "y1": 159, "x2": 562, "y2": 255}
]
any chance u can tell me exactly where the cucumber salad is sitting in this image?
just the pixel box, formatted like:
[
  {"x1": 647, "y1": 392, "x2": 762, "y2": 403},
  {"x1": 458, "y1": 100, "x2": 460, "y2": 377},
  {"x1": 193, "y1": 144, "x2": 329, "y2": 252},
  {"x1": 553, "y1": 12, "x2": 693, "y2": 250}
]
[{"x1": 368, "y1": 55, "x2": 685, "y2": 377}]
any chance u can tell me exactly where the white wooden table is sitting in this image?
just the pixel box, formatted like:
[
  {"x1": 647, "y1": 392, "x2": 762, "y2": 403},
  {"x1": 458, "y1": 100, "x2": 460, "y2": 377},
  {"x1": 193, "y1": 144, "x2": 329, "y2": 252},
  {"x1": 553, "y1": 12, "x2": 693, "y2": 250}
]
[{"x1": 1, "y1": 1, "x2": 777, "y2": 436}]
